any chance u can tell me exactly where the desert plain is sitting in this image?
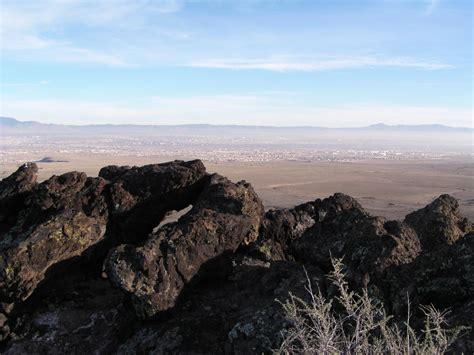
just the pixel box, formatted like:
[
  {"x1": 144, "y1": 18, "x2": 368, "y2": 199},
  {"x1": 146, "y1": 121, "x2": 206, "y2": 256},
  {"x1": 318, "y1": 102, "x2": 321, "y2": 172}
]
[{"x1": 1, "y1": 153, "x2": 472, "y2": 220}]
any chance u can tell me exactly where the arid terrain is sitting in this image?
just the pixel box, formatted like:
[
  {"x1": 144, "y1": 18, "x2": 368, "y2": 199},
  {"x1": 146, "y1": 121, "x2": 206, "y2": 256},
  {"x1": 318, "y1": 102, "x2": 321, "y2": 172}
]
[
  {"x1": 1, "y1": 119, "x2": 472, "y2": 220},
  {"x1": 0, "y1": 123, "x2": 472, "y2": 352},
  {"x1": 1, "y1": 154, "x2": 472, "y2": 220}
]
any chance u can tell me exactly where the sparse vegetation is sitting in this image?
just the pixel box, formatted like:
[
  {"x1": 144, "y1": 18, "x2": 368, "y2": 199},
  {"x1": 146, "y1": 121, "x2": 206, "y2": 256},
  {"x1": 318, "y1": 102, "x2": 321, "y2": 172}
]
[{"x1": 276, "y1": 258, "x2": 465, "y2": 354}]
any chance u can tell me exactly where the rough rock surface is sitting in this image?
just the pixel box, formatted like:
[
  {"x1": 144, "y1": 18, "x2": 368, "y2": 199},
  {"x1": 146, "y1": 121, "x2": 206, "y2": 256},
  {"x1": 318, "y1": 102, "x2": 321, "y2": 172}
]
[
  {"x1": 0, "y1": 170, "x2": 109, "y2": 305},
  {"x1": 0, "y1": 161, "x2": 472, "y2": 353},
  {"x1": 2, "y1": 272, "x2": 137, "y2": 354},
  {"x1": 387, "y1": 234, "x2": 474, "y2": 351},
  {"x1": 253, "y1": 201, "x2": 317, "y2": 261},
  {"x1": 389, "y1": 234, "x2": 474, "y2": 311},
  {"x1": 290, "y1": 193, "x2": 421, "y2": 288},
  {"x1": 0, "y1": 160, "x2": 208, "y2": 341},
  {"x1": 0, "y1": 160, "x2": 207, "y2": 307},
  {"x1": 99, "y1": 159, "x2": 207, "y2": 245},
  {"x1": 0, "y1": 163, "x2": 38, "y2": 236},
  {"x1": 405, "y1": 194, "x2": 472, "y2": 249},
  {"x1": 115, "y1": 258, "x2": 325, "y2": 354},
  {"x1": 105, "y1": 173, "x2": 264, "y2": 318}
]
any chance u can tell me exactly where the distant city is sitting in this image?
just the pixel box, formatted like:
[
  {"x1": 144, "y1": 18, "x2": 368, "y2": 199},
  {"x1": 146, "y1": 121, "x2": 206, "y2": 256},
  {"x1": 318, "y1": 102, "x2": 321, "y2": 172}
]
[{"x1": 1, "y1": 117, "x2": 471, "y2": 166}]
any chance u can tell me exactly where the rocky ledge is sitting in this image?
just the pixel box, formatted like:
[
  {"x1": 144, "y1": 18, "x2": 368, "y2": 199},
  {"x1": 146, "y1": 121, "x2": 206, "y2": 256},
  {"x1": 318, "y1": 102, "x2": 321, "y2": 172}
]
[{"x1": 0, "y1": 160, "x2": 472, "y2": 353}]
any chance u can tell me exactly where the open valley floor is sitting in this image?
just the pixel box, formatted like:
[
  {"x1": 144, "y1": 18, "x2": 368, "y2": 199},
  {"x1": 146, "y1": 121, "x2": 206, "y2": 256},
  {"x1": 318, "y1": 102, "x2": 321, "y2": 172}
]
[{"x1": 1, "y1": 154, "x2": 472, "y2": 220}]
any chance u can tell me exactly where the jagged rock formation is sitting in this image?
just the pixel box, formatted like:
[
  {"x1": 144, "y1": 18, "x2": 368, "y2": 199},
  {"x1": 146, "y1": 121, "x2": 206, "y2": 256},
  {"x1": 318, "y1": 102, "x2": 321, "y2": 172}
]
[
  {"x1": 105, "y1": 174, "x2": 264, "y2": 318},
  {"x1": 405, "y1": 194, "x2": 472, "y2": 249},
  {"x1": 290, "y1": 194, "x2": 421, "y2": 290},
  {"x1": 0, "y1": 160, "x2": 472, "y2": 353},
  {"x1": 0, "y1": 170, "x2": 109, "y2": 305},
  {"x1": 0, "y1": 163, "x2": 38, "y2": 236},
  {"x1": 99, "y1": 159, "x2": 207, "y2": 245}
]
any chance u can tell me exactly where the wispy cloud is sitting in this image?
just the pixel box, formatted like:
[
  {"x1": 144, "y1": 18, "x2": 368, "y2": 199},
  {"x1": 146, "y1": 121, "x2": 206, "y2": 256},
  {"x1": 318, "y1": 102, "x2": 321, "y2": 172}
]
[
  {"x1": 1, "y1": 0, "x2": 459, "y2": 71},
  {"x1": 188, "y1": 56, "x2": 454, "y2": 72},
  {"x1": 0, "y1": 0, "x2": 181, "y2": 66}
]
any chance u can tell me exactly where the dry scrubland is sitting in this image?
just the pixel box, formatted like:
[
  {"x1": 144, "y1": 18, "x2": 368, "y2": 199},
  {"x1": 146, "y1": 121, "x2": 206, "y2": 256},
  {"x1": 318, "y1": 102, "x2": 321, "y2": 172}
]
[{"x1": 1, "y1": 154, "x2": 472, "y2": 220}]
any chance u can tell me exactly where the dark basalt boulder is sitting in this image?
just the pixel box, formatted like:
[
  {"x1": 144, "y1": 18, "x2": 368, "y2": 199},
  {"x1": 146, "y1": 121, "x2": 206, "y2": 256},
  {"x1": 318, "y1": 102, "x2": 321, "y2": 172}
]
[
  {"x1": 0, "y1": 160, "x2": 209, "y2": 341},
  {"x1": 0, "y1": 162, "x2": 39, "y2": 339},
  {"x1": 388, "y1": 233, "x2": 474, "y2": 316},
  {"x1": 0, "y1": 163, "x2": 38, "y2": 203},
  {"x1": 0, "y1": 160, "x2": 208, "y2": 308},
  {"x1": 0, "y1": 163, "x2": 38, "y2": 236},
  {"x1": 0, "y1": 171, "x2": 109, "y2": 306},
  {"x1": 105, "y1": 174, "x2": 264, "y2": 318},
  {"x1": 99, "y1": 160, "x2": 206, "y2": 200},
  {"x1": 405, "y1": 194, "x2": 472, "y2": 249},
  {"x1": 0, "y1": 171, "x2": 109, "y2": 341},
  {"x1": 99, "y1": 160, "x2": 208, "y2": 244},
  {"x1": 253, "y1": 193, "x2": 367, "y2": 262},
  {"x1": 289, "y1": 193, "x2": 421, "y2": 287},
  {"x1": 261, "y1": 202, "x2": 317, "y2": 245},
  {"x1": 252, "y1": 201, "x2": 317, "y2": 261}
]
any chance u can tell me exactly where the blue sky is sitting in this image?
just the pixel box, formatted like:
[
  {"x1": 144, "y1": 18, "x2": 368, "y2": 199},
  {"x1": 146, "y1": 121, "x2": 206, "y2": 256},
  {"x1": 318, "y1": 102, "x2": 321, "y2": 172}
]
[{"x1": 0, "y1": 0, "x2": 472, "y2": 127}]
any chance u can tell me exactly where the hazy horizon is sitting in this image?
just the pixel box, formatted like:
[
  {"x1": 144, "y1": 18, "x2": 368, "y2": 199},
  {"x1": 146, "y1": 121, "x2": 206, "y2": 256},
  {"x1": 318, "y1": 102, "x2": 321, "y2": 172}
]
[
  {"x1": 2, "y1": 116, "x2": 473, "y2": 129},
  {"x1": 1, "y1": 0, "x2": 472, "y2": 127}
]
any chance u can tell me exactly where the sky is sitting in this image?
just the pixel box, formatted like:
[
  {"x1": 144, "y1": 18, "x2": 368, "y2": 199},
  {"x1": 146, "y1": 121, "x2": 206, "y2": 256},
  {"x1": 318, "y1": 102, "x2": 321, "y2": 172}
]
[{"x1": 0, "y1": 0, "x2": 472, "y2": 127}]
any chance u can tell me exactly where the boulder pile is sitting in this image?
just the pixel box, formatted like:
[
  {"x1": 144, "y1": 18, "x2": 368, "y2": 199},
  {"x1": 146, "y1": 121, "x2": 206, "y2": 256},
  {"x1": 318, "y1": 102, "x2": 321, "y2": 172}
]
[{"x1": 0, "y1": 160, "x2": 472, "y2": 353}]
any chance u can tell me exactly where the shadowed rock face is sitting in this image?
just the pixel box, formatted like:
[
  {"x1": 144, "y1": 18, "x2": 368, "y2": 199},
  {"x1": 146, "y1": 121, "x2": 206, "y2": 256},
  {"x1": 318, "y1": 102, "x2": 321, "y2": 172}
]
[
  {"x1": 388, "y1": 235, "x2": 474, "y2": 312},
  {"x1": 0, "y1": 160, "x2": 472, "y2": 353},
  {"x1": 290, "y1": 194, "x2": 421, "y2": 287},
  {"x1": 105, "y1": 173, "x2": 264, "y2": 318},
  {"x1": 253, "y1": 201, "x2": 317, "y2": 261},
  {"x1": 386, "y1": 234, "x2": 474, "y2": 353},
  {"x1": 115, "y1": 259, "x2": 325, "y2": 354},
  {"x1": 100, "y1": 159, "x2": 208, "y2": 245}
]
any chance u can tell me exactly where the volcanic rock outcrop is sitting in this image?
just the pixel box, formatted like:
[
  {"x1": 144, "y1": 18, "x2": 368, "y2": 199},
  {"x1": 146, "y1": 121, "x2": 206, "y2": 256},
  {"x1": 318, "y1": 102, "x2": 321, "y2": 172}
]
[
  {"x1": 0, "y1": 168, "x2": 109, "y2": 305},
  {"x1": 0, "y1": 161, "x2": 206, "y2": 308},
  {"x1": 0, "y1": 160, "x2": 472, "y2": 353},
  {"x1": 290, "y1": 194, "x2": 421, "y2": 287},
  {"x1": 105, "y1": 173, "x2": 264, "y2": 318},
  {"x1": 0, "y1": 163, "x2": 38, "y2": 236},
  {"x1": 405, "y1": 193, "x2": 472, "y2": 249},
  {"x1": 99, "y1": 159, "x2": 207, "y2": 245}
]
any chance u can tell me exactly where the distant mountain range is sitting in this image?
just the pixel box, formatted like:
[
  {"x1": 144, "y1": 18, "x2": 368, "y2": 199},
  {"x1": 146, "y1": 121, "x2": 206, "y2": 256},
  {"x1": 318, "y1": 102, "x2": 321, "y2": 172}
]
[{"x1": 0, "y1": 116, "x2": 472, "y2": 132}]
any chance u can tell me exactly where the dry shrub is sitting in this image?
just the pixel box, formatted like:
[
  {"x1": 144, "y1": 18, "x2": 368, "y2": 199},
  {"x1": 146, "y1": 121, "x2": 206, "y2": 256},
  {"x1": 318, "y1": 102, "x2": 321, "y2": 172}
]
[{"x1": 276, "y1": 258, "x2": 466, "y2": 354}]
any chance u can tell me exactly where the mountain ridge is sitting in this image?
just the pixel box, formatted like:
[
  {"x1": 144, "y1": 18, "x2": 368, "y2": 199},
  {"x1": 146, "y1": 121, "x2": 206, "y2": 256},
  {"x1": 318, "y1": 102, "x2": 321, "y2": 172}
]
[{"x1": 1, "y1": 116, "x2": 471, "y2": 132}]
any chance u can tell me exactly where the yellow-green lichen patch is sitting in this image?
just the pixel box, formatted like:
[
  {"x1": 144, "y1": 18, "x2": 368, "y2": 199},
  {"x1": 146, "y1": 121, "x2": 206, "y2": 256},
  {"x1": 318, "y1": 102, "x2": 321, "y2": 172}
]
[{"x1": 4, "y1": 264, "x2": 15, "y2": 280}]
